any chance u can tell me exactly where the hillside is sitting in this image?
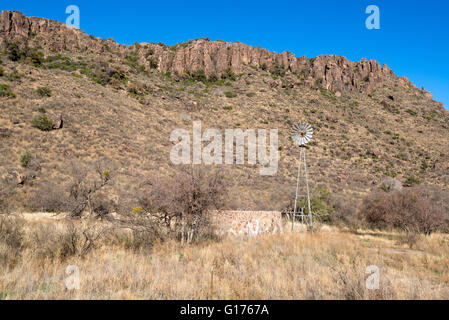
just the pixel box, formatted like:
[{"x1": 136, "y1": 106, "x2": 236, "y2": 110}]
[{"x1": 0, "y1": 10, "x2": 448, "y2": 212}]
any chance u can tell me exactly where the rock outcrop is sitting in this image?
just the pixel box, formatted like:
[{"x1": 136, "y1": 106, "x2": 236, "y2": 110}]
[
  {"x1": 379, "y1": 177, "x2": 403, "y2": 192},
  {"x1": 0, "y1": 10, "x2": 425, "y2": 94}
]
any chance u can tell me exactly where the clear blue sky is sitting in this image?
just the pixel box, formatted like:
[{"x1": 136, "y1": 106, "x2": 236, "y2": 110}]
[{"x1": 2, "y1": 0, "x2": 448, "y2": 109}]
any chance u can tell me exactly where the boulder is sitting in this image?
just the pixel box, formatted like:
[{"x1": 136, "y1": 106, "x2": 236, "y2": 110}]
[
  {"x1": 2, "y1": 170, "x2": 26, "y2": 185},
  {"x1": 379, "y1": 176, "x2": 403, "y2": 192},
  {"x1": 53, "y1": 114, "x2": 64, "y2": 130}
]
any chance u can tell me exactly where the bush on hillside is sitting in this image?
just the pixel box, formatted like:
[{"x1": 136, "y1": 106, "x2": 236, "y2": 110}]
[
  {"x1": 31, "y1": 115, "x2": 54, "y2": 131},
  {"x1": 20, "y1": 151, "x2": 33, "y2": 168},
  {"x1": 36, "y1": 86, "x2": 52, "y2": 97},
  {"x1": 3, "y1": 40, "x2": 43, "y2": 66}
]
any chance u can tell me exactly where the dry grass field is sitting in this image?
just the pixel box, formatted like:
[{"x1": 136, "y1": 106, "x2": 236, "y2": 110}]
[{"x1": 1, "y1": 214, "x2": 448, "y2": 300}]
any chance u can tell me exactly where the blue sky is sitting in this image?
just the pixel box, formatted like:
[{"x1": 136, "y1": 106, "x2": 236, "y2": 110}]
[{"x1": 2, "y1": 0, "x2": 448, "y2": 108}]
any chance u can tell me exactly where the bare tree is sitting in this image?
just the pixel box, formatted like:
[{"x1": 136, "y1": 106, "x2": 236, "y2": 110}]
[
  {"x1": 133, "y1": 167, "x2": 229, "y2": 245},
  {"x1": 66, "y1": 160, "x2": 113, "y2": 218}
]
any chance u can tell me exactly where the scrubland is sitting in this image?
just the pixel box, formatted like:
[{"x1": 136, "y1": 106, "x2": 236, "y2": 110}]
[{"x1": 1, "y1": 214, "x2": 448, "y2": 300}]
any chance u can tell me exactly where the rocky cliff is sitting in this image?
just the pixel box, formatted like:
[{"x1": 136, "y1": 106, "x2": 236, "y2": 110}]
[{"x1": 0, "y1": 10, "x2": 427, "y2": 95}]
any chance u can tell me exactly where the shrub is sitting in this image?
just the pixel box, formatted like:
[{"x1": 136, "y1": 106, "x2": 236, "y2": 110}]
[
  {"x1": 0, "y1": 215, "x2": 24, "y2": 268},
  {"x1": 208, "y1": 73, "x2": 219, "y2": 83},
  {"x1": 98, "y1": 66, "x2": 127, "y2": 85},
  {"x1": 328, "y1": 194, "x2": 361, "y2": 231},
  {"x1": 0, "y1": 180, "x2": 15, "y2": 214},
  {"x1": 4, "y1": 41, "x2": 22, "y2": 62},
  {"x1": 221, "y1": 67, "x2": 236, "y2": 81},
  {"x1": 145, "y1": 48, "x2": 155, "y2": 57},
  {"x1": 0, "y1": 67, "x2": 3, "y2": 77},
  {"x1": 148, "y1": 58, "x2": 158, "y2": 69},
  {"x1": 26, "y1": 49, "x2": 44, "y2": 67},
  {"x1": 133, "y1": 207, "x2": 143, "y2": 214},
  {"x1": 0, "y1": 215, "x2": 24, "y2": 250},
  {"x1": 27, "y1": 181, "x2": 68, "y2": 213},
  {"x1": 125, "y1": 52, "x2": 139, "y2": 65},
  {"x1": 32, "y1": 115, "x2": 54, "y2": 131},
  {"x1": 29, "y1": 221, "x2": 106, "y2": 261},
  {"x1": 125, "y1": 228, "x2": 163, "y2": 252},
  {"x1": 404, "y1": 176, "x2": 421, "y2": 187},
  {"x1": 360, "y1": 185, "x2": 449, "y2": 235},
  {"x1": 36, "y1": 86, "x2": 52, "y2": 97},
  {"x1": 127, "y1": 82, "x2": 146, "y2": 96},
  {"x1": 59, "y1": 222, "x2": 104, "y2": 260},
  {"x1": 189, "y1": 69, "x2": 207, "y2": 82},
  {"x1": 136, "y1": 167, "x2": 229, "y2": 245},
  {"x1": 45, "y1": 55, "x2": 82, "y2": 72},
  {"x1": 20, "y1": 151, "x2": 33, "y2": 168},
  {"x1": 82, "y1": 63, "x2": 128, "y2": 86},
  {"x1": 3, "y1": 40, "x2": 43, "y2": 66},
  {"x1": 0, "y1": 84, "x2": 16, "y2": 98},
  {"x1": 282, "y1": 187, "x2": 335, "y2": 224},
  {"x1": 65, "y1": 160, "x2": 113, "y2": 217},
  {"x1": 299, "y1": 187, "x2": 334, "y2": 222},
  {"x1": 271, "y1": 63, "x2": 286, "y2": 77},
  {"x1": 8, "y1": 72, "x2": 22, "y2": 80},
  {"x1": 225, "y1": 91, "x2": 237, "y2": 98}
]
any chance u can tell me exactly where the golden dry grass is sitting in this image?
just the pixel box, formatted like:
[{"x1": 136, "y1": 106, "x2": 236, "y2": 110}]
[{"x1": 1, "y1": 216, "x2": 448, "y2": 300}]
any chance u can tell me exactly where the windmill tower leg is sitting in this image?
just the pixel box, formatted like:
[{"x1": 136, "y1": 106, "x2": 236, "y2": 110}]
[
  {"x1": 303, "y1": 148, "x2": 313, "y2": 233},
  {"x1": 292, "y1": 149, "x2": 302, "y2": 232}
]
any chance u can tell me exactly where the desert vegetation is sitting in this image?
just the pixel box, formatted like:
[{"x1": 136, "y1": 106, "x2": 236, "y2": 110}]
[
  {"x1": 361, "y1": 185, "x2": 449, "y2": 236},
  {"x1": 1, "y1": 213, "x2": 449, "y2": 299},
  {"x1": 1, "y1": 168, "x2": 449, "y2": 299},
  {"x1": 1, "y1": 10, "x2": 449, "y2": 300}
]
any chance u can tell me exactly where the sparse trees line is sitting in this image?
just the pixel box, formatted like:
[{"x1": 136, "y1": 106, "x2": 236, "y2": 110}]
[
  {"x1": 360, "y1": 184, "x2": 449, "y2": 236},
  {"x1": 2, "y1": 160, "x2": 229, "y2": 247},
  {"x1": 0, "y1": 214, "x2": 111, "y2": 268},
  {"x1": 2, "y1": 153, "x2": 448, "y2": 249},
  {"x1": 25, "y1": 159, "x2": 115, "y2": 219},
  {"x1": 280, "y1": 179, "x2": 449, "y2": 238}
]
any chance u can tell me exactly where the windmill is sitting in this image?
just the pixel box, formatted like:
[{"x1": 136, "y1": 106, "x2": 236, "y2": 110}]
[{"x1": 291, "y1": 123, "x2": 314, "y2": 232}]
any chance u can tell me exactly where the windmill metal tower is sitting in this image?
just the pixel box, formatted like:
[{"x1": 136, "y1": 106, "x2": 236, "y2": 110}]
[{"x1": 291, "y1": 123, "x2": 314, "y2": 232}]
